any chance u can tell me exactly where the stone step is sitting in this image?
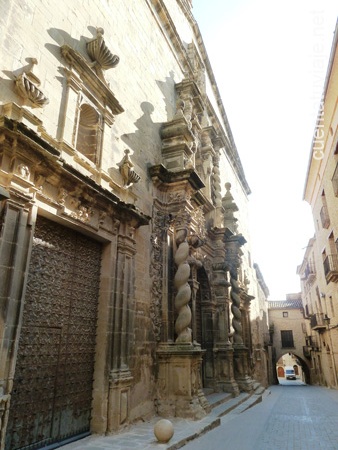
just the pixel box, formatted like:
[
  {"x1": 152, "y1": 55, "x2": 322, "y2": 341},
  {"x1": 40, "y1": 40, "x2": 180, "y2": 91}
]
[{"x1": 206, "y1": 383, "x2": 266, "y2": 419}]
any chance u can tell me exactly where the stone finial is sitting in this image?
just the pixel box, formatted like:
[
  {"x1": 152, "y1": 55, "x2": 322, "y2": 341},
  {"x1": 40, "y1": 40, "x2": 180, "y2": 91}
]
[
  {"x1": 86, "y1": 27, "x2": 120, "y2": 71},
  {"x1": 117, "y1": 149, "x2": 141, "y2": 187},
  {"x1": 222, "y1": 182, "x2": 238, "y2": 233},
  {"x1": 15, "y1": 58, "x2": 49, "y2": 107},
  {"x1": 154, "y1": 419, "x2": 174, "y2": 443}
]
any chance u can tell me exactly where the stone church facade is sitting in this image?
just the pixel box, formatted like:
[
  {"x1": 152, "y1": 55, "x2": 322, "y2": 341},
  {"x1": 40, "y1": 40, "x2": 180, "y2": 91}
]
[{"x1": 0, "y1": 1, "x2": 269, "y2": 449}]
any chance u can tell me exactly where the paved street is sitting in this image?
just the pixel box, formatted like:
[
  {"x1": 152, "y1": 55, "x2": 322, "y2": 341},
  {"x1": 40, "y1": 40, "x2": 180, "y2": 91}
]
[{"x1": 183, "y1": 385, "x2": 338, "y2": 450}]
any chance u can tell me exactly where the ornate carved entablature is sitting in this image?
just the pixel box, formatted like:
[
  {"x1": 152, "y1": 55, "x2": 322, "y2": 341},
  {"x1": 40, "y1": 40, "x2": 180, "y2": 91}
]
[
  {"x1": 0, "y1": 116, "x2": 150, "y2": 233},
  {"x1": 15, "y1": 59, "x2": 49, "y2": 108}
]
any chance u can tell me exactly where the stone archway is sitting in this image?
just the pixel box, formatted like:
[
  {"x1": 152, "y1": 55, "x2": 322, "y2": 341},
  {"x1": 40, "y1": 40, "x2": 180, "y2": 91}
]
[{"x1": 275, "y1": 352, "x2": 311, "y2": 384}]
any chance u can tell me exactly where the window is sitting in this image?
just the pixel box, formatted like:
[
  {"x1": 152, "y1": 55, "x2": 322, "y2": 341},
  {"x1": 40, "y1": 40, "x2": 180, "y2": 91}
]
[
  {"x1": 320, "y1": 191, "x2": 330, "y2": 228},
  {"x1": 75, "y1": 103, "x2": 101, "y2": 164},
  {"x1": 283, "y1": 312, "x2": 288, "y2": 318},
  {"x1": 60, "y1": 38, "x2": 124, "y2": 171},
  {"x1": 281, "y1": 330, "x2": 294, "y2": 348},
  {"x1": 323, "y1": 234, "x2": 338, "y2": 283},
  {"x1": 305, "y1": 304, "x2": 310, "y2": 317}
]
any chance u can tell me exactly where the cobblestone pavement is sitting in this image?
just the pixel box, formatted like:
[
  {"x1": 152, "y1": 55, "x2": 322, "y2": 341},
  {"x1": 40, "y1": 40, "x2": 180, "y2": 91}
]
[
  {"x1": 60, "y1": 385, "x2": 338, "y2": 450},
  {"x1": 183, "y1": 385, "x2": 338, "y2": 450}
]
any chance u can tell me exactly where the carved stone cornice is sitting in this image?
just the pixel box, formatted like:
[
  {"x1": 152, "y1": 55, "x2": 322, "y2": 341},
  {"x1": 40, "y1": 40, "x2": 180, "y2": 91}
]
[{"x1": 149, "y1": 164, "x2": 204, "y2": 191}]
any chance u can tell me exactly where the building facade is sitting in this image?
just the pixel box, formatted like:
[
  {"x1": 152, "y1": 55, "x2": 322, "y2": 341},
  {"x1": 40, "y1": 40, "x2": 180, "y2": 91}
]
[
  {"x1": 0, "y1": 1, "x2": 268, "y2": 449},
  {"x1": 298, "y1": 20, "x2": 338, "y2": 389},
  {"x1": 268, "y1": 294, "x2": 311, "y2": 384}
]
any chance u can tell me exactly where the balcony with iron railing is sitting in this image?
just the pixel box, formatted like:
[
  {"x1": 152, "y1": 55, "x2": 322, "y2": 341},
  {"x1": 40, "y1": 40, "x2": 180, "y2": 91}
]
[
  {"x1": 323, "y1": 254, "x2": 338, "y2": 283},
  {"x1": 310, "y1": 313, "x2": 327, "y2": 331}
]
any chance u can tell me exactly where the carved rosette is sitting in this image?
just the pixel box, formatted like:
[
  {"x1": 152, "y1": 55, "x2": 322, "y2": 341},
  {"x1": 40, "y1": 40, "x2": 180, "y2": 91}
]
[{"x1": 174, "y1": 228, "x2": 192, "y2": 344}]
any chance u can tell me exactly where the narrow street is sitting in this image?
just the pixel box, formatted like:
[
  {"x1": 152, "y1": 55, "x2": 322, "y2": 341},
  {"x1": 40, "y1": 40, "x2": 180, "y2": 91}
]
[{"x1": 183, "y1": 385, "x2": 338, "y2": 450}]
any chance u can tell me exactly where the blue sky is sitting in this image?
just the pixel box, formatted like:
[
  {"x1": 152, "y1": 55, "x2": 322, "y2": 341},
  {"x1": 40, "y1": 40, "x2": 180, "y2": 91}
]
[{"x1": 192, "y1": 0, "x2": 337, "y2": 298}]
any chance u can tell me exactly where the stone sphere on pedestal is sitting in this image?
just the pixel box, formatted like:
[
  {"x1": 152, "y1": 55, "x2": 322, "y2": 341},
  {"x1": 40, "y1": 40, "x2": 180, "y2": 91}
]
[{"x1": 153, "y1": 418, "x2": 174, "y2": 443}]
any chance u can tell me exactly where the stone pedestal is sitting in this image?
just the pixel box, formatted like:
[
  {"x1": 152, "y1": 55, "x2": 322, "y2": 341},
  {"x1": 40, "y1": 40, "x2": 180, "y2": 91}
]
[
  {"x1": 214, "y1": 346, "x2": 240, "y2": 396},
  {"x1": 233, "y1": 346, "x2": 254, "y2": 392},
  {"x1": 107, "y1": 369, "x2": 133, "y2": 432},
  {"x1": 156, "y1": 344, "x2": 210, "y2": 419}
]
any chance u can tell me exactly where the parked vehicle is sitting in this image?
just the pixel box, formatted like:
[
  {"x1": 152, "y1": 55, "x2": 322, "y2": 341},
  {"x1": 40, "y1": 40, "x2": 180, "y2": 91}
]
[{"x1": 285, "y1": 366, "x2": 296, "y2": 380}]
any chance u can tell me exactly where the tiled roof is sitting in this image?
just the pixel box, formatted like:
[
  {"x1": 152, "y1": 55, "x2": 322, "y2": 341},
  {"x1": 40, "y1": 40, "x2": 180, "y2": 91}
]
[{"x1": 268, "y1": 299, "x2": 303, "y2": 309}]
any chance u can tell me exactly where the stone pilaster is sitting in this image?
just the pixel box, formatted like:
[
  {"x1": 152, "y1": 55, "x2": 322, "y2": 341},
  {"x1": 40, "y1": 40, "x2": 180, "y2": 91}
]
[
  {"x1": 0, "y1": 197, "x2": 36, "y2": 450},
  {"x1": 107, "y1": 223, "x2": 137, "y2": 432}
]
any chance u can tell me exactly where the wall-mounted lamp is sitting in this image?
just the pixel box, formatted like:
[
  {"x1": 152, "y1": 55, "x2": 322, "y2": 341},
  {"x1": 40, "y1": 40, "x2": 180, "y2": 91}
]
[{"x1": 320, "y1": 292, "x2": 326, "y2": 299}]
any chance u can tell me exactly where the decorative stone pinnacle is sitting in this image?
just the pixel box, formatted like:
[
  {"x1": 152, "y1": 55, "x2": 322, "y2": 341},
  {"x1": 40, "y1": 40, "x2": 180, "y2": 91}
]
[
  {"x1": 86, "y1": 27, "x2": 120, "y2": 71},
  {"x1": 222, "y1": 182, "x2": 238, "y2": 233},
  {"x1": 15, "y1": 59, "x2": 49, "y2": 108},
  {"x1": 117, "y1": 149, "x2": 141, "y2": 187}
]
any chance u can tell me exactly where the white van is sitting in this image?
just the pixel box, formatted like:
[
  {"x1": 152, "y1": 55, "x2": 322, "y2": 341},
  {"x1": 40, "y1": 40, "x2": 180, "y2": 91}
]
[{"x1": 285, "y1": 366, "x2": 296, "y2": 380}]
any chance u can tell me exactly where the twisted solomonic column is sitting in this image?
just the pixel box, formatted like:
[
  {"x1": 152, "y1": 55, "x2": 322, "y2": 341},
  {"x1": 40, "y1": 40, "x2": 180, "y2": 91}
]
[
  {"x1": 230, "y1": 269, "x2": 244, "y2": 346},
  {"x1": 174, "y1": 229, "x2": 192, "y2": 344}
]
